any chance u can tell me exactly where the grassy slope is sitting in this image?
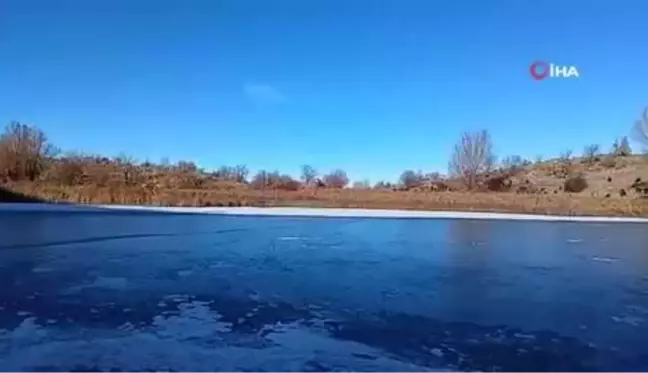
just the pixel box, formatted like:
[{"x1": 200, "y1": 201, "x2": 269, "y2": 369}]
[{"x1": 2, "y1": 155, "x2": 647, "y2": 217}]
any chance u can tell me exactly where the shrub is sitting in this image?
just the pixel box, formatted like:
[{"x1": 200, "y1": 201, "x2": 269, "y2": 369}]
[{"x1": 564, "y1": 173, "x2": 588, "y2": 193}]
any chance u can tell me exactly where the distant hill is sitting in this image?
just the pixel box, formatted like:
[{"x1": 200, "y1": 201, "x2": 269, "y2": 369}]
[{"x1": 497, "y1": 154, "x2": 648, "y2": 198}]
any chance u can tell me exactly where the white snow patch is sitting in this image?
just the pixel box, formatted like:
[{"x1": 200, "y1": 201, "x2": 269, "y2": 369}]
[
  {"x1": 2, "y1": 203, "x2": 648, "y2": 223},
  {"x1": 163, "y1": 294, "x2": 191, "y2": 303},
  {"x1": 611, "y1": 315, "x2": 645, "y2": 326},
  {"x1": 151, "y1": 302, "x2": 232, "y2": 340},
  {"x1": 592, "y1": 257, "x2": 618, "y2": 263},
  {"x1": 277, "y1": 236, "x2": 302, "y2": 241},
  {"x1": 0, "y1": 317, "x2": 47, "y2": 346}
]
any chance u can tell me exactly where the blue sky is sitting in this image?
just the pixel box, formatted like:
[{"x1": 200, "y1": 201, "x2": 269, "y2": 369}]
[{"x1": 1, "y1": 0, "x2": 647, "y2": 182}]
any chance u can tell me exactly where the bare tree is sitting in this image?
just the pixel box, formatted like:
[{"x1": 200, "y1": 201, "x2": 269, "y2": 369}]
[
  {"x1": 399, "y1": 170, "x2": 423, "y2": 188},
  {"x1": 300, "y1": 164, "x2": 317, "y2": 185},
  {"x1": 425, "y1": 172, "x2": 444, "y2": 181},
  {"x1": 558, "y1": 149, "x2": 573, "y2": 163},
  {"x1": 112, "y1": 153, "x2": 142, "y2": 185},
  {"x1": 250, "y1": 170, "x2": 298, "y2": 190},
  {"x1": 501, "y1": 155, "x2": 529, "y2": 171},
  {"x1": 582, "y1": 144, "x2": 601, "y2": 164},
  {"x1": 0, "y1": 121, "x2": 58, "y2": 181},
  {"x1": 176, "y1": 160, "x2": 198, "y2": 173},
  {"x1": 448, "y1": 130, "x2": 495, "y2": 189},
  {"x1": 633, "y1": 107, "x2": 648, "y2": 152},
  {"x1": 323, "y1": 169, "x2": 349, "y2": 188},
  {"x1": 234, "y1": 164, "x2": 249, "y2": 183},
  {"x1": 373, "y1": 180, "x2": 393, "y2": 189},
  {"x1": 114, "y1": 153, "x2": 136, "y2": 166},
  {"x1": 352, "y1": 179, "x2": 371, "y2": 189},
  {"x1": 612, "y1": 136, "x2": 632, "y2": 156},
  {"x1": 250, "y1": 170, "x2": 277, "y2": 189},
  {"x1": 214, "y1": 165, "x2": 247, "y2": 182}
]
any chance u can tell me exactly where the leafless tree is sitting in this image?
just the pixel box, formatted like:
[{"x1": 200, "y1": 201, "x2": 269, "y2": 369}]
[
  {"x1": 448, "y1": 130, "x2": 496, "y2": 189},
  {"x1": 633, "y1": 107, "x2": 648, "y2": 152},
  {"x1": 373, "y1": 180, "x2": 393, "y2": 189},
  {"x1": 300, "y1": 164, "x2": 317, "y2": 185},
  {"x1": 558, "y1": 149, "x2": 573, "y2": 163},
  {"x1": 612, "y1": 136, "x2": 632, "y2": 156},
  {"x1": 501, "y1": 155, "x2": 529, "y2": 171},
  {"x1": 352, "y1": 179, "x2": 371, "y2": 189},
  {"x1": 251, "y1": 170, "x2": 298, "y2": 190},
  {"x1": 399, "y1": 170, "x2": 423, "y2": 188},
  {"x1": 176, "y1": 160, "x2": 198, "y2": 173},
  {"x1": 113, "y1": 153, "x2": 141, "y2": 185},
  {"x1": 214, "y1": 165, "x2": 247, "y2": 182},
  {"x1": 582, "y1": 144, "x2": 601, "y2": 164},
  {"x1": 0, "y1": 121, "x2": 58, "y2": 181},
  {"x1": 425, "y1": 172, "x2": 444, "y2": 181},
  {"x1": 234, "y1": 164, "x2": 249, "y2": 183},
  {"x1": 323, "y1": 169, "x2": 349, "y2": 188},
  {"x1": 250, "y1": 170, "x2": 276, "y2": 189},
  {"x1": 114, "y1": 153, "x2": 136, "y2": 166}
]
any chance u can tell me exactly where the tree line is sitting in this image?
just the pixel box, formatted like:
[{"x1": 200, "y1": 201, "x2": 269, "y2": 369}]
[{"x1": 1, "y1": 107, "x2": 646, "y2": 191}]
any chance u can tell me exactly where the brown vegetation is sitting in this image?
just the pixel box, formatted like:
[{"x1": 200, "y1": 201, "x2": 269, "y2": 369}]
[
  {"x1": 564, "y1": 173, "x2": 588, "y2": 193},
  {"x1": 1, "y1": 117, "x2": 648, "y2": 217}
]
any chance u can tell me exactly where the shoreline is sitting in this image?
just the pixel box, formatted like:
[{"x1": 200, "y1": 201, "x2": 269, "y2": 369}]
[{"x1": 2, "y1": 203, "x2": 648, "y2": 223}]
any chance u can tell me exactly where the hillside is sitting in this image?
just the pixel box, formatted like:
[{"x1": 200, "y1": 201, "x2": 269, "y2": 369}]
[
  {"x1": 484, "y1": 154, "x2": 648, "y2": 198},
  {"x1": 1, "y1": 121, "x2": 647, "y2": 217}
]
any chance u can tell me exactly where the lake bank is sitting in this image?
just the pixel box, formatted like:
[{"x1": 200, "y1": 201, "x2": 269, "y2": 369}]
[
  {"x1": 2, "y1": 203, "x2": 648, "y2": 223},
  {"x1": 3, "y1": 183, "x2": 648, "y2": 218}
]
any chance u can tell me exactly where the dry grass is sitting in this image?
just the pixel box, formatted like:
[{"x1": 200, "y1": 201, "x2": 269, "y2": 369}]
[
  {"x1": 2, "y1": 122, "x2": 648, "y2": 217},
  {"x1": 6, "y1": 182, "x2": 648, "y2": 217}
]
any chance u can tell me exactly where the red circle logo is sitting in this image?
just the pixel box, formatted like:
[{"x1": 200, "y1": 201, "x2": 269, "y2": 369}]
[{"x1": 530, "y1": 61, "x2": 550, "y2": 80}]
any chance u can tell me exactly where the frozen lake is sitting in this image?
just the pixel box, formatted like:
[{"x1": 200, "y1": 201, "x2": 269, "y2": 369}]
[{"x1": 0, "y1": 207, "x2": 647, "y2": 371}]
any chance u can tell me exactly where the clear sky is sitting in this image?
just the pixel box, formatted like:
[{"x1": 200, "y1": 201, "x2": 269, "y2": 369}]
[{"x1": 1, "y1": 0, "x2": 647, "y2": 182}]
